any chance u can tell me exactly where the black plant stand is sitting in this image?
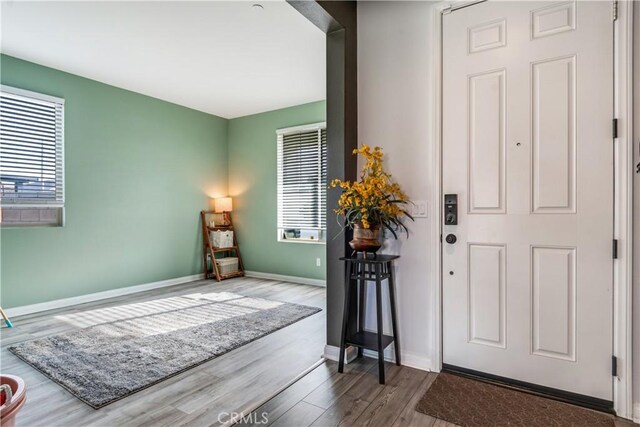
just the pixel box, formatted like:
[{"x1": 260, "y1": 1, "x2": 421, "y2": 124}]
[{"x1": 338, "y1": 254, "x2": 401, "y2": 384}]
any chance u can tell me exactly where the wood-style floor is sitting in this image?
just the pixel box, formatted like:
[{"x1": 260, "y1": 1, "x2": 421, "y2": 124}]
[
  {"x1": 240, "y1": 357, "x2": 441, "y2": 427},
  {"x1": 243, "y1": 358, "x2": 639, "y2": 427},
  {"x1": 0, "y1": 277, "x2": 326, "y2": 427}
]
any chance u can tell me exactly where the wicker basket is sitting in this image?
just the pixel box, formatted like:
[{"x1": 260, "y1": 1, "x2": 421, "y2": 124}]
[
  {"x1": 210, "y1": 230, "x2": 234, "y2": 248},
  {"x1": 215, "y1": 257, "x2": 239, "y2": 275}
]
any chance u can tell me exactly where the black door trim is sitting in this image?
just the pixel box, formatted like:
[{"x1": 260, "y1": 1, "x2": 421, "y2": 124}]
[{"x1": 442, "y1": 363, "x2": 615, "y2": 414}]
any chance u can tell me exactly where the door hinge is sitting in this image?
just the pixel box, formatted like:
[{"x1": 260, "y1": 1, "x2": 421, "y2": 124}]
[
  {"x1": 612, "y1": 118, "x2": 618, "y2": 139},
  {"x1": 612, "y1": 355, "x2": 618, "y2": 376},
  {"x1": 612, "y1": 0, "x2": 618, "y2": 21},
  {"x1": 612, "y1": 239, "x2": 618, "y2": 259}
]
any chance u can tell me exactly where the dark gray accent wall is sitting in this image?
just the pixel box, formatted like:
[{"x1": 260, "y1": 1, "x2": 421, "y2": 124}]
[{"x1": 288, "y1": 1, "x2": 358, "y2": 348}]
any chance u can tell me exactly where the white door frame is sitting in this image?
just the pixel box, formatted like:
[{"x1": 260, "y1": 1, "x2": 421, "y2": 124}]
[{"x1": 429, "y1": 0, "x2": 635, "y2": 419}]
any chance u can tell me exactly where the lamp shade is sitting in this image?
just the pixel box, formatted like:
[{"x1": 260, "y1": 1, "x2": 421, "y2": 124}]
[{"x1": 214, "y1": 197, "x2": 233, "y2": 213}]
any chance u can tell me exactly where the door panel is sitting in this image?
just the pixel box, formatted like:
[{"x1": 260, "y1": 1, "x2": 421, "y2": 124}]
[
  {"x1": 531, "y1": 1, "x2": 577, "y2": 39},
  {"x1": 531, "y1": 246, "x2": 576, "y2": 361},
  {"x1": 468, "y1": 19, "x2": 507, "y2": 53},
  {"x1": 532, "y1": 55, "x2": 576, "y2": 213},
  {"x1": 468, "y1": 69, "x2": 506, "y2": 213},
  {"x1": 468, "y1": 243, "x2": 506, "y2": 348},
  {"x1": 442, "y1": 0, "x2": 613, "y2": 401}
]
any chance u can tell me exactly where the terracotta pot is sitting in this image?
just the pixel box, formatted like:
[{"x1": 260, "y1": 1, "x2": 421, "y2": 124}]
[
  {"x1": 349, "y1": 223, "x2": 382, "y2": 253},
  {"x1": 1, "y1": 375, "x2": 26, "y2": 427}
]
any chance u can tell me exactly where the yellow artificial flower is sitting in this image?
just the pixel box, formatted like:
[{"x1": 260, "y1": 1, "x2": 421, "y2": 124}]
[{"x1": 330, "y1": 145, "x2": 413, "y2": 236}]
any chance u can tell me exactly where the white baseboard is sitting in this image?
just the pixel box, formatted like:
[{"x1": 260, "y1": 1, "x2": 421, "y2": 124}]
[
  {"x1": 4, "y1": 273, "x2": 204, "y2": 318},
  {"x1": 633, "y1": 402, "x2": 640, "y2": 423},
  {"x1": 323, "y1": 344, "x2": 433, "y2": 372},
  {"x1": 362, "y1": 348, "x2": 433, "y2": 372},
  {"x1": 245, "y1": 271, "x2": 325, "y2": 287},
  {"x1": 323, "y1": 345, "x2": 358, "y2": 364}
]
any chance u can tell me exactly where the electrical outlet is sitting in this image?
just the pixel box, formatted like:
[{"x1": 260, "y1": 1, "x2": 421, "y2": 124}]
[
  {"x1": 411, "y1": 200, "x2": 428, "y2": 218},
  {"x1": 316, "y1": 258, "x2": 321, "y2": 267}
]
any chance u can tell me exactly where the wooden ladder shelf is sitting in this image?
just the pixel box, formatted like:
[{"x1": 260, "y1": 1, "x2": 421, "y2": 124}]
[{"x1": 200, "y1": 210, "x2": 245, "y2": 281}]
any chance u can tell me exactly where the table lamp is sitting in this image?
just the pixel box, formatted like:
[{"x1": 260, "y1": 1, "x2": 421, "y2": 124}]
[{"x1": 214, "y1": 197, "x2": 233, "y2": 226}]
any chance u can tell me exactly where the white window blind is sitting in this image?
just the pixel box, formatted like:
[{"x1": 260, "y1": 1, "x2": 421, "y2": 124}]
[
  {"x1": 277, "y1": 122, "x2": 327, "y2": 242},
  {"x1": 0, "y1": 85, "x2": 64, "y2": 206}
]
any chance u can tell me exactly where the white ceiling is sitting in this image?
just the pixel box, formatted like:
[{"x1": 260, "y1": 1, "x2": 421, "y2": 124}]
[{"x1": 0, "y1": 1, "x2": 326, "y2": 119}]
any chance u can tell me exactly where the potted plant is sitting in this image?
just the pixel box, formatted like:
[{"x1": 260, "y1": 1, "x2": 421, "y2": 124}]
[{"x1": 330, "y1": 145, "x2": 414, "y2": 253}]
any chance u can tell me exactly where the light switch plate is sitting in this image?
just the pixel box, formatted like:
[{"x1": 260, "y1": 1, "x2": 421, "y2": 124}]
[{"x1": 411, "y1": 200, "x2": 428, "y2": 218}]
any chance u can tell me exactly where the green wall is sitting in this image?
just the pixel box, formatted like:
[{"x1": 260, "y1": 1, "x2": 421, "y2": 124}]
[
  {"x1": 0, "y1": 55, "x2": 326, "y2": 309},
  {"x1": 0, "y1": 55, "x2": 229, "y2": 308},
  {"x1": 228, "y1": 102, "x2": 326, "y2": 280}
]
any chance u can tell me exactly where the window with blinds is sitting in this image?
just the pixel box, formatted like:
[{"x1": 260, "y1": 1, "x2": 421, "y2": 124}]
[
  {"x1": 0, "y1": 85, "x2": 65, "y2": 226},
  {"x1": 277, "y1": 122, "x2": 327, "y2": 243}
]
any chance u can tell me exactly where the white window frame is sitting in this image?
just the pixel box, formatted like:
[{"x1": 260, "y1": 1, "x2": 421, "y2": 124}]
[
  {"x1": 276, "y1": 121, "x2": 327, "y2": 244},
  {"x1": 0, "y1": 85, "x2": 65, "y2": 227}
]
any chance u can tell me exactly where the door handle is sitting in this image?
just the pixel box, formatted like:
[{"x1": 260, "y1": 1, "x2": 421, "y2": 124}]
[{"x1": 445, "y1": 234, "x2": 457, "y2": 244}]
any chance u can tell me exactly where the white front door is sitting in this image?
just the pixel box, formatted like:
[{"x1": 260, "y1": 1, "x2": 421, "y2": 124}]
[{"x1": 442, "y1": 0, "x2": 614, "y2": 402}]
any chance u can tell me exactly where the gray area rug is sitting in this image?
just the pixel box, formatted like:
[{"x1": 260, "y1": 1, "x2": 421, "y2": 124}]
[{"x1": 9, "y1": 291, "x2": 321, "y2": 409}]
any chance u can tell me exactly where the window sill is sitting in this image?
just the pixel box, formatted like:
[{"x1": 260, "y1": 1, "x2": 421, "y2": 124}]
[
  {"x1": 1, "y1": 206, "x2": 64, "y2": 227},
  {"x1": 278, "y1": 239, "x2": 326, "y2": 245},
  {"x1": 1, "y1": 223, "x2": 64, "y2": 228}
]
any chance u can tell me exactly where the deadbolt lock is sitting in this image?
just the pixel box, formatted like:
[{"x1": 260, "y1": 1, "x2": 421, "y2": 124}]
[{"x1": 444, "y1": 194, "x2": 458, "y2": 225}]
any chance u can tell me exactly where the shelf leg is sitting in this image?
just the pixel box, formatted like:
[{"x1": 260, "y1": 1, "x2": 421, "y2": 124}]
[
  {"x1": 375, "y1": 263, "x2": 385, "y2": 384},
  {"x1": 388, "y1": 262, "x2": 401, "y2": 366},
  {"x1": 357, "y1": 263, "x2": 365, "y2": 358}
]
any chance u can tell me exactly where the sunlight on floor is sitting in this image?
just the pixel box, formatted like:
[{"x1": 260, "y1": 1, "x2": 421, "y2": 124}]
[{"x1": 55, "y1": 291, "x2": 284, "y2": 334}]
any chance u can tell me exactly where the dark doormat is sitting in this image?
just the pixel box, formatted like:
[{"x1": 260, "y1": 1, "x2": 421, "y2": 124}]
[{"x1": 415, "y1": 373, "x2": 614, "y2": 427}]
